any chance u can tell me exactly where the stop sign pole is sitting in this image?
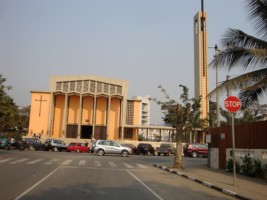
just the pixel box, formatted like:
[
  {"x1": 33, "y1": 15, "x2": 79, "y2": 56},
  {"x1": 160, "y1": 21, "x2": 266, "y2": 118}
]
[{"x1": 224, "y1": 96, "x2": 241, "y2": 186}]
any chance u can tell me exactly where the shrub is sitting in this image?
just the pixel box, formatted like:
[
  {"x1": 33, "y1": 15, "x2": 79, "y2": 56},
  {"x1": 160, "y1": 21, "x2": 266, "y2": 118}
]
[
  {"x1": 240, "y1": 155, "x2": 265, "y2": 178},
  {"x1": 253, "y1": 159, "x2": 265, "y2": 178},
  {"x1": 138, "y1": 134, "x2": 145, "y2": 141},
  {"x1": 226, "y1": 158, "x2": 240, "y2": 173},
  {"x1": 240, "y1": 154, "x2": 254, "y2": 176}
]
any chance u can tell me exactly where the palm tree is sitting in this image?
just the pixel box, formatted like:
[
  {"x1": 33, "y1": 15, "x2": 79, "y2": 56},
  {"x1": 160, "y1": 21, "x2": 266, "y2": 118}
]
[{"x1": 209, "y1": 0, "x2": 267, "y2": 107}]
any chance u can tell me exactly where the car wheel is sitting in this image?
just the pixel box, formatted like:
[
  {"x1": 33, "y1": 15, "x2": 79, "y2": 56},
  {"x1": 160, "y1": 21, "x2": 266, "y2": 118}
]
[
  {"x1": 76, "y1": 149, "x2": 80, "y2": 153},
  {"x1": 121, "y1": 150, "x2": 129, "y2": 157},
  {"x1": 53, "y1": 147, "x2": 58, "y2": 152},
  {"x1": 97, "y1": 149, "x2": 105, "y2": 156},
  {"x1": 192, "y1": 151, "x2": 198, "y2": 158},
  {"x1": 29, "y1": 145, "x2": 34, "y2": 151},
  {"x1": 157, "y1": 152, "x2": 160, "y2": 156}
]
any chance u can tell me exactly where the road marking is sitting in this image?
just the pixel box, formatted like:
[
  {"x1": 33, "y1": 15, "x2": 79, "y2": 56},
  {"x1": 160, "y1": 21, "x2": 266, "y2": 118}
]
[
  {"x1": 123, "y1": 162, "x2": 133, "y2": 168},
  {"x1": 44, "y1": 159, "x2": 59, "y2": 165},
  {"x1": 94, "y1": 161, "x2": 101, "y2": 167},
  {"x1": 78, "y1": 160, "x2": 86, "y2": 166},
  {"x1": 14, "y1": 167, "x2": 60, "y2": 200},
  {"x1": 136, "y1": 163, "x2": 148, "y2": 169},
  {"x1": 127, "y1": 170, "x2": 164, "y2": 200},
  {"x1": 26, "y1": 159, "x2": 44, "y2": 165},
  {"x1": 10, "y1": 158, "x2": 29, "y2": 164},
  {"x1": 108, "y1": 162, "x2": 117, "y2": 167},
  {"x1": 61, "y1": 159, "x2": 72, "y2": 165},
  {"x1": 0, "y1": 158, "x2": 14, "y2": 163}
]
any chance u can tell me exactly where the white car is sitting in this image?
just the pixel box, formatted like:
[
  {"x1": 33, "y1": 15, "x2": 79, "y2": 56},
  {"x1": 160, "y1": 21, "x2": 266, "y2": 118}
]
[
  {"x1": 93, "y1": 140, "x2": 132, "y2": 157},
  {"x1": 43, "y1": 139, "x2": 67, "y2": 152}
]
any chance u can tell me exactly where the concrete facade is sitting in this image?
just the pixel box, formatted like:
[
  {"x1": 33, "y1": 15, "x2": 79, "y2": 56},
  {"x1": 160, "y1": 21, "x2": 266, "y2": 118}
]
[
  {"x1": 28, "y1": 75, "x2": 175, "y2": 141},
  {"x1": 29, "y1": 75, "x2": 130, "y2": 140}
]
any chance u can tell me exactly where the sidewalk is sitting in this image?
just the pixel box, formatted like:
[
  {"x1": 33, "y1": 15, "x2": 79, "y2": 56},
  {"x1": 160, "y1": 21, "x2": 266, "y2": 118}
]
[{"x1": 153, "y1": 163, "x2": 267, "y2": 200}]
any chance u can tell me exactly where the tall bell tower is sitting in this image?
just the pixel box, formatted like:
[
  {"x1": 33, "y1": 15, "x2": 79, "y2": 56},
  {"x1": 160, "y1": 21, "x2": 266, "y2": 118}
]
[{"x1": 194, "y1": 0, "x2": 208, "y2": 120}]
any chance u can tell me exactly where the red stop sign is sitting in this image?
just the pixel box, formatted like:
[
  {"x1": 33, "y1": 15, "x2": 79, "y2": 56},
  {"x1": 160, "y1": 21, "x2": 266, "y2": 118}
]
[{"x1": 224, "y1": 96, "x2": 241, "y2": 112}]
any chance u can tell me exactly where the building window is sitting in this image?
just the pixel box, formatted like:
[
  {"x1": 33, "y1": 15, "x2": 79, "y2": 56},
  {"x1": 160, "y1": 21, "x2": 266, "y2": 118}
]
[
  {"x1": 97, "y1": 82, "x2": 103, "y2": 93},
  {"x1": 70, "y1": 81, "x2": 75, "y2": 91},
  {"x1": 63, "y1": 82, "x2": 69, "y2": 92},
  {"x1": 56, "y1": 82, "x2": 62, "y2": 91},
  {"x1": 83, "y1": 80, "x2": 89, "y2": 92},
  {"x1": 90, "y1": 81, "x2": 96, "y2": 93},
  {"x1": 126, "y1": 102, "x2": 134, "y2": 125},
  {"x1": 76, "y1": 81, "x2": 82, "y2": 92},
  {"x1": 117, "y1": 86, "x2": 122, "y2": 94},
  {"x1": 124, "y1": 128, "x2": 133, "y2": 139},
  {"x1": 110, "y1": 85, "x2": 115, "y2": 94}
]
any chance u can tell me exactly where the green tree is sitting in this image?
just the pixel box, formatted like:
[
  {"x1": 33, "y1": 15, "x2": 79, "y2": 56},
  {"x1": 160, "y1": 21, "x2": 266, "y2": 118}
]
[
  {"x1": 152, "y1": 85, "x2": 200, "y2": 169},
  {"x1": 17, "y1": 105, "x2": 30, "y2": 130},
  {"x1": 0, "y1": 74, "x2": 30, "y2": 135},
  {"x1": 0, "y1": 75, "x2": 16, "y2": 131},
  {"x1": 209, "y1": 0, "x2": 267, "y2": 107}
]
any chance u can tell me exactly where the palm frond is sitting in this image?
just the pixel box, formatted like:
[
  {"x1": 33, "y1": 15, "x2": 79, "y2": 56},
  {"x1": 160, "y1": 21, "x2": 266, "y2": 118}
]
[
  {"x1": 209, "y1": 29, "x2": 267, "y2": 71},
  {"x1": 239, "y1": 77, "x2": 267, "y2": 107},
  {"x1": 246, "y1": 0, "x2": 267, "y2": 39},
  {"x1": 208, "y1": 68, "x2": 267, "y2": 97},
  {"x1": 221, "y1": 29, "x2": 267, "y2": 49}
]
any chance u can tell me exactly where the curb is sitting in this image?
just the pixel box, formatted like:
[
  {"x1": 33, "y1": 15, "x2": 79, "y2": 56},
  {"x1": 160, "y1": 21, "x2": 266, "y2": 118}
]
[{"x1": 153, "y1": 164, "x2": 251, "y2": 200}]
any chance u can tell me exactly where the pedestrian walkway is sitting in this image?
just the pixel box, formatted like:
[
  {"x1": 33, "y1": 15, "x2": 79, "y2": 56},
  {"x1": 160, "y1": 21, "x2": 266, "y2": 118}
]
[
  {"x1": 0, "y1": 156, "x2": 151, "y2": 170},
  {"x1": 153, "y1": 163, "x2": 267, "y2": 200}
]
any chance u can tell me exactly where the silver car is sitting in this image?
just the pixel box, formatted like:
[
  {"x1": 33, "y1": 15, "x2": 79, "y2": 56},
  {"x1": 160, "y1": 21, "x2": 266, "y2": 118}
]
[{"x1": 93, "y1": 140, "x2": 132, "y2": 157}]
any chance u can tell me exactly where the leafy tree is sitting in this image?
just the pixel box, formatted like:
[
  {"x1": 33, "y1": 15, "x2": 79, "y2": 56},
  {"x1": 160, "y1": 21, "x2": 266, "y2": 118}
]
[
  {"x1": 0, "y1": 74, "x2": 30, "y2": 133},
  {"x1": 209, "y1": 0, "x2": 267, "y2": 108},
  {"x1": 0, "y1": 74, "x2": 18, "y2": 131},
  {"x1": 152, "y1": 85, "x2": 201, "y2": 169}
]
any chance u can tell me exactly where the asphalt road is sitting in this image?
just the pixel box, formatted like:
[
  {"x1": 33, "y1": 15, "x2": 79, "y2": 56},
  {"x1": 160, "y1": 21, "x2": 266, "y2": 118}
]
[{"x1": 0, "y1": 150, "x2": 236, "y2": 200}]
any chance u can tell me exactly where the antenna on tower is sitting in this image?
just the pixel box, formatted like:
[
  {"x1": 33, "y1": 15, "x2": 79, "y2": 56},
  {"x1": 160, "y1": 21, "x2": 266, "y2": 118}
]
[{"x1": 201, "y1": 0, "x2": 205, "y2": 32}]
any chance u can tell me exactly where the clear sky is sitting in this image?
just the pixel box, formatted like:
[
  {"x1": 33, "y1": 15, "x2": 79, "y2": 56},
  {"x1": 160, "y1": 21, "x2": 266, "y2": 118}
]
[{"x1": 0, "y1": 0, "x2": 256, "y2": 124}]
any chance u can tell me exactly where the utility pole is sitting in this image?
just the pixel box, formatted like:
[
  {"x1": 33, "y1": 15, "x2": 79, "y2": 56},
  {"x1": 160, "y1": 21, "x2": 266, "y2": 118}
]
[
  {"x1": 208, "y1": 44, "x2": 220, "y2": 127},
  {"x1": 215, "y1": 44, "x2": 220, "y2": 127}
]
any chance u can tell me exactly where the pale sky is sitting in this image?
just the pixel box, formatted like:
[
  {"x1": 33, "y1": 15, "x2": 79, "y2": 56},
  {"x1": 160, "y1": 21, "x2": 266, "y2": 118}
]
[{"x1": 0, "y1": 0, "x2": 257, "y2": 125}]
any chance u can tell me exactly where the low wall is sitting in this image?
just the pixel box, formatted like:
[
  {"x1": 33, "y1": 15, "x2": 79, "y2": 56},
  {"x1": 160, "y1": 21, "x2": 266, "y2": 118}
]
[
  {"x1": 209, "y1": 148, "x2": 267, "y2": 170},
  {"x1": 226, "y1": 148, "x2": 267, "y2": 167}
]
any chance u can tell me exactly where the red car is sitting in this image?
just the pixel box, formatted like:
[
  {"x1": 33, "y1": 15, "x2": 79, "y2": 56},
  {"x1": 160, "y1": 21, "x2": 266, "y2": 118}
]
[
  {"x1": 67, "y1": 142, "x2": 90, "y2": 153},
  {"x1": 183, "y1": 143, "x2": 208, "y2": 158},
  {"x1": 121, "y1": 143, "x2": 137, "y2": 154}
]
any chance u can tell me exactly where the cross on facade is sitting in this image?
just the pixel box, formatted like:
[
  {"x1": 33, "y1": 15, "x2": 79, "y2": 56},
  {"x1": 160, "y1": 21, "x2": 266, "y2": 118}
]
[{"x1": 35, "y1": 95, "x2": 47, "y2": 117}]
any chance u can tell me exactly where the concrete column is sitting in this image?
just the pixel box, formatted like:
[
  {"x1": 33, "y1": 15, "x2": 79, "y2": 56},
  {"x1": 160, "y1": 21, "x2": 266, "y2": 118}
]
[
  {"x1": 106, "y1": 96, "x2": 111, "y2": 139},
  {"x1": 47, "y1": 92, "x2": 54, "y2": 138},
  {"x1": 120, "y1": 98, "x2": 124, "y2": 140},
  {"x1": 92, "y1": 95, "x2": 96, "y2": 138},
  {"x1": 62, "y1": 93, "x2": 69, "y2": 138},
  {"x1": 78, "y1": 94, "x2": 83, "y2": 139}
]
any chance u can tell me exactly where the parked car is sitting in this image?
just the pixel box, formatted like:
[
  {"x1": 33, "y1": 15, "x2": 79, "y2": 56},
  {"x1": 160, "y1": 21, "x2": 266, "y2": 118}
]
[
  {"x1": 183, "y1": 143, "x2": 208, "y2": 158},
  {"x1": 22, "y1": 138, "x2": 43, "y2": 151},
  {"x1": 121, "y1": 143, "x2": 137, "y2": 154},
  {"x1": 93, "y1": 140, "x2": 132, "y2": 157},
  {"x1": 67, "y1": 142, "x2": 90, "y2": 153},
  {"x1": 156, "y1": 143, "x2": 176, "y2": 156},
  {"x1": 136, "y1": 143, "x2": 156, "y2": 155},
  {"x1": 0, "y1": 138, "x2": 8, "y2": 149},
  {"x1": 43, "y1": 139, "x2": 67, "y2": 152}
]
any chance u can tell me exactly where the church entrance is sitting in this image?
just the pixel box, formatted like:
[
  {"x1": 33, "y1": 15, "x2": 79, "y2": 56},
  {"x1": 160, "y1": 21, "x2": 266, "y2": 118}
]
[
  {"x1": 66, "y1": 125, "x2": 78, "y2": 138},
  {"x1": 81, "y1": 125, "x2": 92, "y2": 139}
]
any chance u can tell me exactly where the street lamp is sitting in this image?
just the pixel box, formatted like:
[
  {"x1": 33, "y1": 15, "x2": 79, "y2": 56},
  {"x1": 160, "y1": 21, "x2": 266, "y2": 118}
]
[
  {"x1": 209, "y1": 44, "x2": 221, "y2": 127},
  {"x1": 215, "y1": 44, "x2": 220, "y2": 127}
]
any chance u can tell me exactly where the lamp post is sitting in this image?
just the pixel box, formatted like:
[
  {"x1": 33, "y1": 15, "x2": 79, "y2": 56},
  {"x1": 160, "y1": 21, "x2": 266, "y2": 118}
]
[{"x1": 215, "y1": 44, "x2": 220, "y2": 127}]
